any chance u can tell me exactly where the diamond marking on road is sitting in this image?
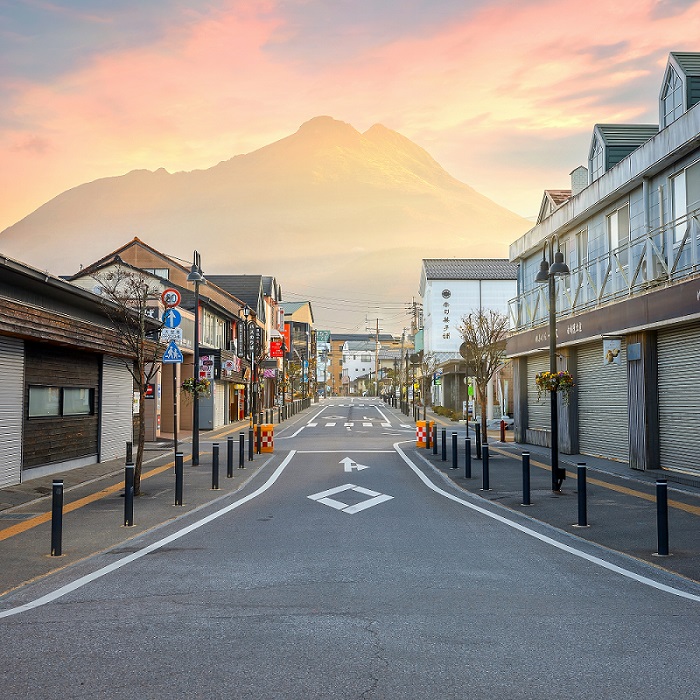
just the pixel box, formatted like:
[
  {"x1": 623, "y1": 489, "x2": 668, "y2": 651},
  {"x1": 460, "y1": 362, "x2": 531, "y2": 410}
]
[{"x1": 307, "y1": 484, "x2": 394, "y2": 514}]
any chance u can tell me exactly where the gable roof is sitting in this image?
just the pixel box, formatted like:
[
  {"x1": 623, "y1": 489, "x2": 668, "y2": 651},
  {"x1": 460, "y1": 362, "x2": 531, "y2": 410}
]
[
  {"x1": 593, "y1": 124, "x2": 659, "y2": 147},
  {"x1": 670, "y1": 51, "x2": 700, "y2": 77},
  {"x1": 537, "y1": 189, "x2": 572, "y2": 224},
  {"x1": 422, "y1": 259, "x2": 518, "y2": 280},
  {"x1": 207, "y1": 275, "x2": 264, "y2": 313}
]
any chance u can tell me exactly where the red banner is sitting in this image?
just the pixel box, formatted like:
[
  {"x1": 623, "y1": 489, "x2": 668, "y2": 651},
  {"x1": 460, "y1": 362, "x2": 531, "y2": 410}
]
[
  {"x1": 282, "y1": 324, "x2": 291, "y2": 354},
  {"x1": 270, "y1": 339, "x2": 284, "y2": 358}
]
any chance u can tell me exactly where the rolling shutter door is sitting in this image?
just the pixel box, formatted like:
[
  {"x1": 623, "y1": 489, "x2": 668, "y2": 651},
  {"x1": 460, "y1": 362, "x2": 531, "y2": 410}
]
[
  {"x1": 578, "y1": 341, "x2": 629, "y2": 461},
  {"x1": 657, "y1": 326, "x2": 700, "y2": 473},
  {"x1": 100, "y1": 357, "x2": 134, "y2": 461},
  {"x1": 527, "y1": 354, "x2": 551, "y2": 430},
  {"x1": 0, "y1": 337, "x2": 23, "y2": 486}
]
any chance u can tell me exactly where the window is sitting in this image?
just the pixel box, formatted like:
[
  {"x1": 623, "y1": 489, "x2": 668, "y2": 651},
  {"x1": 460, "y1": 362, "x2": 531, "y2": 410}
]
[
  {"x1": 28, "y1": 386, "x2": 95, "y2": 418},
  {"x1": 63, "y1": 388, "x2": 93, "y2": 415},
  {"x1": 28, "y1": 387, "x2": 60, "y2": 417},
  {"x1": 607, "y1": 204, "x2": 630, "y2": 268},
  {"x1": 577, "y1": 229, "x2": 589, "y2": 268},
  {"x1": 590, "y1": 136, "x2": 604, "y2": 181},
  {"x1": 143, "y1": 268, "x2": 170, "y2": 280},
  {"x1": 661, "y1": 67, "x2": 683, "y2": 128},
  {"x1": 671, "y1": 162, "x2": 700, "y2": 244}
]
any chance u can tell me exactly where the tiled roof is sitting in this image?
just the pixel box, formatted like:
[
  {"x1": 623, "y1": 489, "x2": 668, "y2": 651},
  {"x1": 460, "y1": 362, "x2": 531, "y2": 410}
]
[
  {"x1": 422, "y1": 259, "x2": 518, "y2": 280},
  {"x1": 595, "y1": 124, "x2": 659, "y2": 147},
  {"x1": 546, "y1": 190, "x2": 572, "y2": 206},
  {"x1": 207, "y1": 275, "x2": 263, "y2": 308},
  {"x1": 671, "y1": 52, "x2": 700, "y2": 76}
]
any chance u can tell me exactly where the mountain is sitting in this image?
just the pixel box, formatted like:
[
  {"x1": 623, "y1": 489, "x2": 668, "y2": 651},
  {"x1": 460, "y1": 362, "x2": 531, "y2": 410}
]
[{"x1": 0, "y1": 116, "x2": 529, "y2": 331}]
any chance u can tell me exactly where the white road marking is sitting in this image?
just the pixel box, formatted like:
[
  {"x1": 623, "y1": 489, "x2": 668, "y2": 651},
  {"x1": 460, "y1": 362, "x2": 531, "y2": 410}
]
[
  {"x1": 340, "y1": 457, "x2": 370, "y2": 472},
  {"x1": 325, "y1": 422, "x2": 336, "y2": 427},
  {"x1": 395, "y1": 442, "x2": 700, "y2": 603},
  {"x1": 308, "y1": 484, "x2": 393, "y2": 514},
  {"x1": 345, "y1": 423, "x2": 354, "y2": 427},
  {"x1": 362, "y1": 423, "x2": 372, "y2": 427}
]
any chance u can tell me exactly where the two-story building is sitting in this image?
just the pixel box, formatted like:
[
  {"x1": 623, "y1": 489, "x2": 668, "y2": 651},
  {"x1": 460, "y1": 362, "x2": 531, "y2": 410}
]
[
  {"x1": 507, "y1": 51, "x2": 700, "y2": 476},
  {"x1": 419, "y1": 258, "x2": 517, "y2": 417}
]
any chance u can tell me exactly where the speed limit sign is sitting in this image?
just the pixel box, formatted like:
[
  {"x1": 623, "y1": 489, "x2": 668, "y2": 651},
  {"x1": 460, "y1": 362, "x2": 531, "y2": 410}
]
[{"x1": 161, "y1": 288, "x2": 181, "y2": 308}]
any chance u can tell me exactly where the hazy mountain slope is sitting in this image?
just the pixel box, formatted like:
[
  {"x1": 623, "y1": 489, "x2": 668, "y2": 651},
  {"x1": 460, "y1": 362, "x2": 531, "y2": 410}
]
[{"x1": 0, "y1": 116, "x2": 529, "y2": 329}]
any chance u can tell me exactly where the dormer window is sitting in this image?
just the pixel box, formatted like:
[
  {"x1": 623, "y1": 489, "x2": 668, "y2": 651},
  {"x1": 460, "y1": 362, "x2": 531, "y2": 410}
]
[
  {"x1": 589, "y1": 136, "x2": 604, "y2": 182},
  {"x1": 661, "y1": 67, "x2": 684, "y2": 127}
]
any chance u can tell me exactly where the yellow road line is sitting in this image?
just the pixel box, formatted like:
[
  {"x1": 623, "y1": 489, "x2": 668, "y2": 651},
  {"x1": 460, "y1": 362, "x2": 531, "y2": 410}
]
[
  {"x1": 0, "y1": 459, "x2": 179, "y2": 542},
  {"x1": 490, "y1": 446, "x2": 700, "y2": 517}
]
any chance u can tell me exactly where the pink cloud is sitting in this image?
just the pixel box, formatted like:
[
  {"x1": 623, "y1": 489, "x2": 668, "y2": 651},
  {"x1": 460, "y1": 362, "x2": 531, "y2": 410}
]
[{"x1": 2, "y1": 0, "x2": 700, "y2": 230}]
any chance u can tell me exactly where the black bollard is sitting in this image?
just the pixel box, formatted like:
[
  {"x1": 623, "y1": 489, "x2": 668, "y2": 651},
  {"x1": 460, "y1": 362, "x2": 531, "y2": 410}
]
[
  {"x1": 239, "y1": 432, "x2": 246, "y2": 469},
  {"x1": 50, "y1": 480, "x2": 63, "y2": 557},
  {"x1": 475, "y1": 423, "x2": 482, "y2": 460},
  {"x1": 256, "y1": 424, "x2": 263, "y2": 455},
  {"x1": 441, "y1": 429, "x2": 447, "y2": 461},
  {"x1": 576, "y1": 463, "x2": 588, "y2": 527},
  {"x1": 465, "y1": 437, "x2": 472, "y2": 478},
  {"x1": 125, "y1": 441, "x2": 133, "y2": 464},
  {"x1": 212, "y1": 443, "x2": 220, "y2": 490},
  {"x1": 656, "y1": 479, "x2": 669, "y2": 556},
  {"x1": 248, "y1": 428, "x2": 254, "y2": 461},
  {"x1": 482, "y1": 444, "x2": 490, "y2": 491},
  {"x1": 124, "y1": 463, "x2": 135, "y2": 527},
  {"x1": 432, "y1": 425, "x2": 438, "y2": 455},
  {"x1": 175, "y1": 452, "x2": 184, "y2": 506},
  {"x1": 227, "y1": 436, "x2": 234, "y2": 478},
  {"x1": 521, "y1": 452, "x2": 531, "y2": 506},
  {"x1": 451, "y1": 432, "x2": 458, "y2": 469}
]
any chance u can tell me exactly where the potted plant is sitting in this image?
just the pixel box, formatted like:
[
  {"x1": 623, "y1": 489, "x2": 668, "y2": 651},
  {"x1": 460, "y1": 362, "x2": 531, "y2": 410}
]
[{"x1": 535, "y1": 370, "x2": 574, "y2": 404}]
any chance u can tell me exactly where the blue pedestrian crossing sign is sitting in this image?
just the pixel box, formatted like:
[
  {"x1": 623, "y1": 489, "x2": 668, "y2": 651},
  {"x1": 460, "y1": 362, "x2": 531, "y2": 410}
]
[{"x1": 162, "y1": 340, "x2": 184, "y2": 364}]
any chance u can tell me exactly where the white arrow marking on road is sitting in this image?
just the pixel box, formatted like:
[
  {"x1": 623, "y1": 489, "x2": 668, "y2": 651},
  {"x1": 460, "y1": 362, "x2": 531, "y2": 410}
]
[{"x1": 340, "y1": 457, "x2": 370, "y2": 472}]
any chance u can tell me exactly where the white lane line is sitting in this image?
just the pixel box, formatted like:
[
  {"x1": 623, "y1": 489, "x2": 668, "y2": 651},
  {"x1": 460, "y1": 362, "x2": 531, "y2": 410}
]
[
  {"x1": 394, "y1": 442, "x2": 700, "y2": 603},
  {"x1": 325, "y1": 423, "x2": 336, "y2": 427},
  {"x1": 374, "y1": 405, "x2": 393, "y2": 427},
  {"x1": 0, "y1": 451, "x2": 297, "y2": 618}
]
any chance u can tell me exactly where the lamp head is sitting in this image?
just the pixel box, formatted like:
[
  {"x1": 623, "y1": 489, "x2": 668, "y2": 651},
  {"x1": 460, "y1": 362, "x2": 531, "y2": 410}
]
[
  {"x1": 549, "y1": 249, "x2": 571, "y2": 276},
  {"x1": 186, "y1": 264, "x2": 204, "y2": 283},
  {"x1": 242, "y1": 305, "x2": 250, "y2": 319},
  {"x1": 535, "y1": 258, "x2": 551, "y2": 283}
]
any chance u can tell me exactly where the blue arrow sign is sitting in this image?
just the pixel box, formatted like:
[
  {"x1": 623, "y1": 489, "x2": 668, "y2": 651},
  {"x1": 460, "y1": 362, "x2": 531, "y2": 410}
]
[
  {"x1": 162, "y1": 340, "x2": 184, "y2": 364},
  {"x1": 162, "y1": 308, "x2": 182, "y2": 329}
]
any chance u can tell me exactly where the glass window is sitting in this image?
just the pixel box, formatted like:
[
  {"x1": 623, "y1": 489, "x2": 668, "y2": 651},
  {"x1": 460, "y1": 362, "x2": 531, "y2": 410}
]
[
  {"x1": 661, "y1": 67, "x2": 684, "y2": 128},
  {"x1": 63, "y1": 388, "x2": 94, "y2": 416},
  {"x1": 590, "y1": 136, "x2": 604, "y2": 181},
  {"x1": 672, "y1": 171, "x2": 688, "y2": 244},
  {"x1": 28, "y1": 386, "x2": 60, "y2": 417},
  {"x1": 608, "y1": 204, "x2": 630, "y2": 268}
]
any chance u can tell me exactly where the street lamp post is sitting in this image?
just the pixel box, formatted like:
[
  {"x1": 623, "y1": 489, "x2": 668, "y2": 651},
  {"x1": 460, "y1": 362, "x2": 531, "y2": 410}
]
[
  {"x1": 186, "y1": 251, "x2": 205, "y2": 467},
  {"x1": 242, "y1": 305, "x2": 255, "y2": 424},
  {"x1": 535, "y1": 236, "x2": 571, "y2": 491}
]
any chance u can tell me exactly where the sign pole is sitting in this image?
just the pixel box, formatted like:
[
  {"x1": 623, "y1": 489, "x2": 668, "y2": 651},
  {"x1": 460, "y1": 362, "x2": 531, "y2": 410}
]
[{"x1": 173, "y1": 364, "x2": 178, "y2": 458}]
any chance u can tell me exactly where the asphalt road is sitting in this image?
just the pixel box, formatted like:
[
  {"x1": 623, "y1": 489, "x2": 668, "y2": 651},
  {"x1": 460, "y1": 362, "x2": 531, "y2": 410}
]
[{"x1": 1, "y1": 398, "x2": 699, "y2": 699}]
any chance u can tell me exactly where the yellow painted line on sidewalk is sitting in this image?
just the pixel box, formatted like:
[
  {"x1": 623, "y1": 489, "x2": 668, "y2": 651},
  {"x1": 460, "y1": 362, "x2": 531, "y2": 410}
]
[
  {"x1": 490, "y1": 446, "x2": 700, "y2": 517},
  {"x1": 0, "y1": 459, "x2": 180, "y2": 542}
]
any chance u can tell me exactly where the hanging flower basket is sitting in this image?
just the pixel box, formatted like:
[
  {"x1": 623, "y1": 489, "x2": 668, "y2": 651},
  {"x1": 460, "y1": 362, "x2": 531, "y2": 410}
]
[
  {"x1": 535, "y1": 370, "x2": 574, "y2": 404},
  {"x1": 181, "y1": 377, "x2": 211, "y2": 399}
]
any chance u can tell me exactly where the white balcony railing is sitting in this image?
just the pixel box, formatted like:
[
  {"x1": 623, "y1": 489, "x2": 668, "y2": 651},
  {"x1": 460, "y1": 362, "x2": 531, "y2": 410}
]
[{"x1": 509, "y1": 211, "x2": 700, "y2": 332}]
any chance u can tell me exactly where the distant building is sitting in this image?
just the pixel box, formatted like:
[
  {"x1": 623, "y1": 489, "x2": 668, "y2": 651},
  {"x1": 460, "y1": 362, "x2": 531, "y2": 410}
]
[{"x1": 419, "y1": 258, "x2": 517, "y2": 417}]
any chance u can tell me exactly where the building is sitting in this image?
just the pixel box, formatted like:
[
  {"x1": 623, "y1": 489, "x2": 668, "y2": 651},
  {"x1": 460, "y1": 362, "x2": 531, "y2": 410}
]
[
  {"x1": 419, "y1": 258, "x2": 517, "y2": 417},
  {"x1": 507, "y1": 51, "x2": 700, "y2": 476},
  {"x1": 280, "y1": 301, "x2": 315, "y2": 399},
  {"x1": 0, "y1": 253, "x2": 153, "y2": 486}
]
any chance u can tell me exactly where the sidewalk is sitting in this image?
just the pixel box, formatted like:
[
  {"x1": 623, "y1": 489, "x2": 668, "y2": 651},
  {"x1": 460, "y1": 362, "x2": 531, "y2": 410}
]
[
  {"x1": 0, "y1": 417, "x2": 266, "y2": 596},
  {"x1": 411, "y1": 404, "x2": 700, "y2": 584}
]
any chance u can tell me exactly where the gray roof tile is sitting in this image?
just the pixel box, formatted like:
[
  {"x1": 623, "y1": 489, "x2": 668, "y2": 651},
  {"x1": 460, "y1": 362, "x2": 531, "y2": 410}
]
[{"x1": 422, "y1": 258, "x2": 518, "y2": 280}]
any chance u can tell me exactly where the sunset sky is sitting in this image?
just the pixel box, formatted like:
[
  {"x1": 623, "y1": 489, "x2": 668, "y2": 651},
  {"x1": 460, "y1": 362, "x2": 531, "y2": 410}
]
[{"x1": 2, "y1": 0, "x2": 699, "y2": 235}]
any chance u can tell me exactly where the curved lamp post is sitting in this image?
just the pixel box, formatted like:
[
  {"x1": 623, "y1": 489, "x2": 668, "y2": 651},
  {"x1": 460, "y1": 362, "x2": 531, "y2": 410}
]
[
  {"x1": 186, "y1": 251, "x2": 205, "y2": 466},
  {"x1": 535, "y1": 237, "x2": 570, "y2": 491}
]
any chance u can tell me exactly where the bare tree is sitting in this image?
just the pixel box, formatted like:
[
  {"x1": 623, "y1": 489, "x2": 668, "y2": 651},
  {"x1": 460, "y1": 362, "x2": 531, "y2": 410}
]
[
  {"x1": 456, "y1": 309, "x2": 509, "y2": 441},
  {"x1": 93, "y1": 263, "x2": 164, "y2": 494},
  {"x1": 418, "y1": 351, "x2": 439, "y2": 419}
]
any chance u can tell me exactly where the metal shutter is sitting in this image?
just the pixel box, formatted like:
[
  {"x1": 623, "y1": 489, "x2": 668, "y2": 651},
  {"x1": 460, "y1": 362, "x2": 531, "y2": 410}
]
[
  {"x1": 0, "y1": 337, "x2": 23, "y2": 486},
  {"x1": 99, "y1": 357, "x2": 134, "y2": 462},
  {"x1": 578, "y1": 341, "x2": 629, "y2": 461},
  {"x1": 527, "y1": 354, "x2": 551, "y2": 430},
  {"x1": 657, "y1": 325, "x2": 700, "y2": 472}
]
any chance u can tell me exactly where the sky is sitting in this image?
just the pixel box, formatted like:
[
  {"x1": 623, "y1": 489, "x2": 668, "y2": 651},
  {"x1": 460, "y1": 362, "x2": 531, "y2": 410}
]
[{"x1": 2, "y1": 0, "x2": 699, "y2": 233}]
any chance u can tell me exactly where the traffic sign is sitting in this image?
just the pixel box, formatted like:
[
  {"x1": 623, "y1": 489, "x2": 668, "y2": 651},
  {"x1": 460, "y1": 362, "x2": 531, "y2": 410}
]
[
  {"x1": 162, "y1": 340, "x2": 184, "y2": 364},
  {"x1": 160, "y1": 328, "x2": 183, "y2": 343},
  {"x1": 161, "y1": 288, "x2": 181, "y2": 308},
  {"x1": 162, "y1": 308, "x2": 182, "y2": 328}
]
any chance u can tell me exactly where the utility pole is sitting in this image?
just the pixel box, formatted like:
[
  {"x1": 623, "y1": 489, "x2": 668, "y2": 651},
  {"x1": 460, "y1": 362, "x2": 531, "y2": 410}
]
[{"x1": 366, "y1": 317, "x2": 383, "y2": 397}]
